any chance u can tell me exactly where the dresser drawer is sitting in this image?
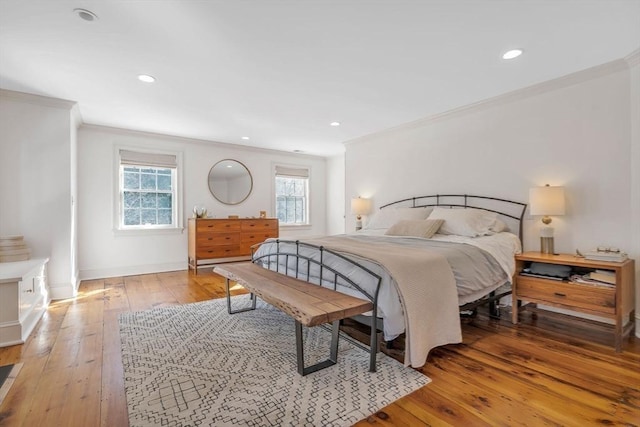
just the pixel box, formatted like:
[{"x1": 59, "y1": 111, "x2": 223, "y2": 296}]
[
  {"x1": 197, "y1": 220, "x2": 241, "y2": 233},
  {"x1": 240, "y1": 232, "x2": 277, "y2": 254},
  {"x1": 197, "y1": 245, "x2": 241, "y2": 259},
  {"x1": 197, "y1": 233, "x2": 241, "y2": 248},
  {"x1": 241, "y1": 219, "x2": 278, "y2": 232},
  {"x1": 517, "y1": 276, "x2": 615, "y2": 315}
]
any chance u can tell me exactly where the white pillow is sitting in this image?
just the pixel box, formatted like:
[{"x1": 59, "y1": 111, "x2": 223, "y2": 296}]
[
  {"x1": 490, "y1": 218, "x2": 508, "y2": 233},
  {"x1": 385, "y1": 219, "x2": 444, "y2": 238},
  {"x1": 365, "y1": 207, "x2": 432, "y2": 230},
  {"x1": 427, "y1": 207, "x2": 497, "y2": 237}
]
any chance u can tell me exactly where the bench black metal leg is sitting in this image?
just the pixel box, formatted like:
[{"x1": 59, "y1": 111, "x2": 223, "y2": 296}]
[
  {"x1": 225, "y1": 278, "x2": 257, "y2": 314},
  {"x1": 369, "y1": 315, "x2": 378, "y2": 372},
  {"x1": 295, "y1": 320, "x2": 340, "y2": 376}
]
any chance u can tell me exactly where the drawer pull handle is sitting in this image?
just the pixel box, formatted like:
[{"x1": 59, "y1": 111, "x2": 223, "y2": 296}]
[{"x1": 554, "y1": 292, "x2": 566, "y2": 297}]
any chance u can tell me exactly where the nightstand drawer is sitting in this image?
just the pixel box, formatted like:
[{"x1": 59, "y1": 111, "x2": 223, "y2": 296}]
[{"x1": 517, "y1": 276, "x2": 615, "y2": 314}]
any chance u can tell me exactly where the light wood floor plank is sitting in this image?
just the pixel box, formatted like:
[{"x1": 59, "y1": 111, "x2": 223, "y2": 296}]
[{"x1": 0, "y1": 268, "x2": 637, "y2": 427}]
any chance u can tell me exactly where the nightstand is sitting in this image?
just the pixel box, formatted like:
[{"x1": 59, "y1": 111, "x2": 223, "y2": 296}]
[{"x1": 512, "y1": 252, "x2": 635, "y2": 352}]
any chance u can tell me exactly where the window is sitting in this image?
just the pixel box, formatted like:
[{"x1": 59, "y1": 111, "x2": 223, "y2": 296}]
[
  {"x1": 117, "y1": 149, "x2": 181, "y2": 230},
  {"x1": 275, "y1": 165, "x2": 310, "y2": 225}
]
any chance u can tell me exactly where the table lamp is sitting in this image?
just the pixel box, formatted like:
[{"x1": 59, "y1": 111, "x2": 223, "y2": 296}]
[
  {"x1": 529, "y1": 184, "x2": 565, "y2": 254},
  {"x1": 350, "y1": 197, "x2": 372, "y2": 231}
]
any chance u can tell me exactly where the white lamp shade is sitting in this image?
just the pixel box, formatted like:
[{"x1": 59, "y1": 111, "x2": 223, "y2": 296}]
[
  {"x1": 350, "y1": 197, "x2": 372, "y2": 216},
  {"x1": 529, "y1": 186, "x2": 565, "y2": 216}
]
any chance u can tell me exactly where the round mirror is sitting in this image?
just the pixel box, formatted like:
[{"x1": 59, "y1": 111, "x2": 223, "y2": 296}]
[{"x1": 208, "y1": 159, "x2": 253, "y2": 205}]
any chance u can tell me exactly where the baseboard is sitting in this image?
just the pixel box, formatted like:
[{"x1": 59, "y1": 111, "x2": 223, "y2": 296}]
[
  {"x1": 49, "y1": 281, "x2": 78, "y2": 300},
  {"x1": 79, "y1": 262, "x2": 186, "y2": 281},
  {"x1": 0, "y1": 321, "x2": 23, "y2": 348}
]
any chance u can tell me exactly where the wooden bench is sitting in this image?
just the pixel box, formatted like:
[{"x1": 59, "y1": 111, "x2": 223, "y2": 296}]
[{"x1": 214, "y1": 262, "x2": 375, "y2": 376}]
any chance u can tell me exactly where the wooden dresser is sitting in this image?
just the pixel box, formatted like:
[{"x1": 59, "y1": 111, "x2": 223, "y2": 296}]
[{"x1": 188, "y1": 218, "x2": 279, "y2": 273}]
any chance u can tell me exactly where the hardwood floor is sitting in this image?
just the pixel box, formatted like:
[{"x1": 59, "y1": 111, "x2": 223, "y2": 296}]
[{"x1": 0, "y1": 269, "x2": 638, "y2": 426}]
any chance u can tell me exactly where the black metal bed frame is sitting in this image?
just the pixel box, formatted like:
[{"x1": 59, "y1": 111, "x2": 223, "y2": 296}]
[
  {"x1": 380, "y1": 194, "x2": 527, "y2": 318},
  {"x1": 250, "y1": 194, "x2": 527, "y2": 369}
]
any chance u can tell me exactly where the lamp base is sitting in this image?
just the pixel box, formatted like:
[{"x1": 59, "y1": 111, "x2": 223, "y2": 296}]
[
  {"x1": 355, "y1": 219, "x2": 362, "y2": 231},
  {"x1": 540, "y1": 236, "x2": 554, "y2": 254}
]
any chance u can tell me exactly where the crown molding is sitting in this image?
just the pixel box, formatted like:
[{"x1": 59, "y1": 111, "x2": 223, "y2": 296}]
[
  {"x1": 344, "y1": 57, "x2": 631, "y2": 147},
  {"x1": 0, "y1": 88, "x2": 77, "y2": 110},
  {"x1": 80, "y1": 123, "x2": 326, "y2": 160}
]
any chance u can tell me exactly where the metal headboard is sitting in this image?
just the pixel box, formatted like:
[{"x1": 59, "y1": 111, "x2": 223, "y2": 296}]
[{"x1": 379, "y1": 194, "x2": 527, "y2": 241}]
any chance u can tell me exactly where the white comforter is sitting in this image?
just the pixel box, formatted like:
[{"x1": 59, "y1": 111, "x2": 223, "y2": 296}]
[{"x1": 254, "y1": 232, "x2": 521, "y2": 345}]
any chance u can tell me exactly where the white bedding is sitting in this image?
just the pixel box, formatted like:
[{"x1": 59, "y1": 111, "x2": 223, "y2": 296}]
[
  {"x1": 254, "y1": 231, "x2": 521, "y2": 344},
  {"x1": 357, "y1": 229, "x2": 521, "y2": 280}
]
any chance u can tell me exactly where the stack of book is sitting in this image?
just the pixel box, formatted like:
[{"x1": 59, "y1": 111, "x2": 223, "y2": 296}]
[
  {"x1": 587, "y1": 269, "x2": 616, "y2": 285},
  {"x1": 569, "y1": 272, "x2": 615, "y2": 288},
  {"x1": 583, "y1": 250, "x2": 628, "y2": 262},
  {"x1": 0, "y1": 235, "x2": 31, "y2": 262}
]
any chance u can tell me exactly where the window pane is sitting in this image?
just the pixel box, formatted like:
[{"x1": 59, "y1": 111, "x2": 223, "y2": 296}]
[
  {"x1": 141, "y1": 209, "x2": 157, "y2": 225},
  {"x1": 124, "y1": 208, "x2": 140, "y2": 225},
  {"x1": 157, "y1": 209, "x2": 172, "y2": 224},
  {"x1": 123, "y1": 192, "x2": 140, "y2": 208},
  {"x1": 158, "y1": 193, "x2": 172, "y2": 208},
  {"x1": 124, "y1": 172, "x2": 139, "y2": 190},
  {"x1": 141, "y1": 192, "x2": 157, "y2": 208},
  {"x1": 157, "y1": 168, "x2": 171, "y2": 175},
  {"x1": 141, "y1": 173, "x2": 156, "y2": 190},
  {"x1": 157, "y1": 174, "x2": 171, "y2": 190}
]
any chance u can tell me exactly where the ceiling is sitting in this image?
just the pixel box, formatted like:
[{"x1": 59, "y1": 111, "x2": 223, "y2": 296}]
[{"x1": 1, "y1": 1, "x2": 639, "y2": 157}]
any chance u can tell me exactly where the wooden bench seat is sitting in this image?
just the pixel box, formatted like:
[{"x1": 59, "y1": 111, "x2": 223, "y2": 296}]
[{"x1": 214, "y1": 262, "x2": 374, "y2": 375}]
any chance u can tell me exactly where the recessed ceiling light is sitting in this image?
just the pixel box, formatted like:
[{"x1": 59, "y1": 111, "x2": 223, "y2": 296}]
[
  {"x1": 502, "y1": 49, "x2": 523, "y2": 60},
  {"x1": 330, "y1": 121, "x2": 341, "y2": 127},
  {"x1": 293, "y1": 149, "x2": 305, "y2": 153},
  {"x1": 241, "y1": 136, "x2": 250, "y2": 140},
  {"x1": 137, "y1": 74, "x2": 156, "y2": 83},
  {"x1": 73, "y1": 8, "x2": 98, "y2": 21}
]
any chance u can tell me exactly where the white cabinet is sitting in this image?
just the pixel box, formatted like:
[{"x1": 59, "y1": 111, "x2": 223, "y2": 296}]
[{"x1": 0, "y1": 258, "x2": 49, "y2": 347}]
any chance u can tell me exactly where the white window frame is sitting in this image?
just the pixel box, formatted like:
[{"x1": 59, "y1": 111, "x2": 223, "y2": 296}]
[
  {"x1": 273, "y1": 164, "x2": 311, "y2": 227},
  {"x1": 113, "y1": 146, "x2": 184, "y2": 235}
]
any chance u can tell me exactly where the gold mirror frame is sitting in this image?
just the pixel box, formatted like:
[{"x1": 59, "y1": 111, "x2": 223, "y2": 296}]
[{"x1": 207, "y1": 159, "x2": 253, "y2": 205}]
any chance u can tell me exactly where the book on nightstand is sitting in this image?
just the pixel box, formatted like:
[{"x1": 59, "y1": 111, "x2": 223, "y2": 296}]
[
  {"x1": 584, "y1": 250, "x2": 628, "y2": 262},
  {"x1": 587, "y1": 270, "x2": 616, "y2": 285}
]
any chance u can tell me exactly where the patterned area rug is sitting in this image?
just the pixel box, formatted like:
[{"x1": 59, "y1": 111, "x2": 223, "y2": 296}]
[{"x1": 119, "y1": 296, "x2": 430, "y2": 426}]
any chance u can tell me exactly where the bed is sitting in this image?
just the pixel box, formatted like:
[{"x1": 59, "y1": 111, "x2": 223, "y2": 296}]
[{"x1": 252, "y1": 194, "x2": 527, "y2": 368}]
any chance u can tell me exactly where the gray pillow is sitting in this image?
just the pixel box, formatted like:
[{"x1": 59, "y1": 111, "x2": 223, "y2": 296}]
[{"x1": 384, "y1": 219, "x2": 444, "y2": 238}]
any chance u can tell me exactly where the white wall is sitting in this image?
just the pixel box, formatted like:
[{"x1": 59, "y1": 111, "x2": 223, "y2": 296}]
[
  {"x1": 326, "y1": 154, "x2": 345, "y2": 235},
  {"x1": 345, "y1": 58, "x2": 638, "y2": 319},
  {"x1": 628, "y1": 50, "x2": 640, "y2": 337},
  {"x1": 0, "y1": 90, "x2": 77, "y2": 298},
  {"x1": 77, "y1": 125, "x2": 327, "y2": 279}
]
